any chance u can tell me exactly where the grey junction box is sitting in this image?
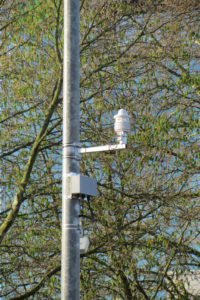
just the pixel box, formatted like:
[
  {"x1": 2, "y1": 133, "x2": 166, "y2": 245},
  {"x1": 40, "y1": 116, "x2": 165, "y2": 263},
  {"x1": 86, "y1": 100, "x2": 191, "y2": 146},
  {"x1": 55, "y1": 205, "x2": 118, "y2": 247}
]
[{"x1": 70, "y1": 174, "x2": 97, "y2": 197}]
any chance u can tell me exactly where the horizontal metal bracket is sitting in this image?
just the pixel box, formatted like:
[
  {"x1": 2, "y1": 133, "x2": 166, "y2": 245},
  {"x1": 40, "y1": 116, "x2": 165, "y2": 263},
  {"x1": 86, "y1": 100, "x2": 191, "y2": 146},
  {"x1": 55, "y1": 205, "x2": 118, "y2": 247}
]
[{"x1": 79, "y1": 143, "x2": 127, "y2": 154}]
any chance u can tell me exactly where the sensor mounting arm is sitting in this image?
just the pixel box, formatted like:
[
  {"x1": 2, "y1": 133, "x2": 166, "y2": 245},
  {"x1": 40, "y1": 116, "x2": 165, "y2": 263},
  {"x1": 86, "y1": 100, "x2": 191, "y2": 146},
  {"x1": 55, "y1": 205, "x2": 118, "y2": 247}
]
[{"x1": 79, "y1": 143, "x2": 127, "y2": 154}]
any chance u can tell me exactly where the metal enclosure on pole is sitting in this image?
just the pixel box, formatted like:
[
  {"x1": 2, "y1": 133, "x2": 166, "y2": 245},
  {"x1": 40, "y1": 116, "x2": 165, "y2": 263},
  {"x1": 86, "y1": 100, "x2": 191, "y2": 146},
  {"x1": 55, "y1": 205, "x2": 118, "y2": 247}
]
[{"x1": 62, "y1": 0, "x2": 80, "y2": 298}]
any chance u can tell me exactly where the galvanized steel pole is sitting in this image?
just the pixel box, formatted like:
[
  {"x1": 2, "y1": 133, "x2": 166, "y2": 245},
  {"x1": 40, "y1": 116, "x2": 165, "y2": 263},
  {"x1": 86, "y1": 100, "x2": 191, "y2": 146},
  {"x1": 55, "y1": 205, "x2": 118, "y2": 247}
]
[{"x1": 62, "y1": 0, "x2": 80, "y2": 298}]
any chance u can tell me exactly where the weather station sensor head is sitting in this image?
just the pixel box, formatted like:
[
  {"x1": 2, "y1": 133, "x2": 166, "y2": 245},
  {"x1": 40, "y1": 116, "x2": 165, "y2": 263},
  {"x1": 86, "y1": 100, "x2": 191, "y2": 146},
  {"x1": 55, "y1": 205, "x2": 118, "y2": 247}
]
[{"x1": 114, "y1": 109, "x2": 130, "y2": 144}]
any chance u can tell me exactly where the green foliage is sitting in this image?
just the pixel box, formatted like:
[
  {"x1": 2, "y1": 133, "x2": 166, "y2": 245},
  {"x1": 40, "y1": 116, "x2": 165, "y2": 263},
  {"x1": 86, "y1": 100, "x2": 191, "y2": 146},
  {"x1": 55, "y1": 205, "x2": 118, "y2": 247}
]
[{"x1": 1, "y1": 0, "x2": 200, "y2": 299}]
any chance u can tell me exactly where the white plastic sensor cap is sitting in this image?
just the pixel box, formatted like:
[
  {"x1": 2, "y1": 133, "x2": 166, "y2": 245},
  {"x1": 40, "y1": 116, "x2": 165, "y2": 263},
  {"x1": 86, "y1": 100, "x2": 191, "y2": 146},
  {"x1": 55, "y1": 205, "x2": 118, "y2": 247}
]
[
  {"x1": 114, "y1": 109, "x2": 130, "y2": 144},
  {"x1": 80, "y1": 236, "x2": 89, "y2": 254},
  {"x1": 114, "y1": 109, "x2": 130, "y2": 133}
]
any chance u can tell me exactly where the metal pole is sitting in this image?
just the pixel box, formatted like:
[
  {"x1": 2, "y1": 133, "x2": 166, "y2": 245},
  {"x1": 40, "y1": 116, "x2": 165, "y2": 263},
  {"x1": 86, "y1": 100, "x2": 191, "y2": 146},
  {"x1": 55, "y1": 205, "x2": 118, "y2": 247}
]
[{"x1": 62, "y1": 0, "x2": 80, "y2": 298}]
